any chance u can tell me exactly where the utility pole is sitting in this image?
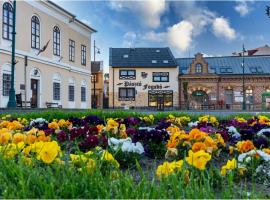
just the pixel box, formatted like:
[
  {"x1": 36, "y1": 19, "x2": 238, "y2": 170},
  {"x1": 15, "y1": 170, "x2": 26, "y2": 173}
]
[
  {"x1": 92, "y1": 40, "x2": 100, "y2": 109},
  {"x1": 242, "y1": 44, "x2": 246, "y2": 111},
  {"x1": 7, "y1": 0, "x2": 17, "y2": 108}
]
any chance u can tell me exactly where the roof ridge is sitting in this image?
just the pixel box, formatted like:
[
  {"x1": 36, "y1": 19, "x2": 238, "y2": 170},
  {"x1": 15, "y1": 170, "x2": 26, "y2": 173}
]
[{"x1": 176, "y1": 54, "x2": 270, "y2": 59}]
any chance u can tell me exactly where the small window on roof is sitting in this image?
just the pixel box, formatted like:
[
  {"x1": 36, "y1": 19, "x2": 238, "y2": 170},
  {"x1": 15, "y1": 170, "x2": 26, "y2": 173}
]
[
  {"x1": 220, "y1": 67, "x2": 233, "y2": 73},
  {"x1": 123, "y1": 54, "x2": 129, "y2": 58},
  {"x1": 250, "y1": 67, "x2": 257, "y2": 73},
  {"x1": 163, "y1": 60, "x2": 169, "y2": 63},
  {"x1": 257, "y1": 66, "x2": 263, "y2": 73},
  {"x1": 156, "y1": 49, "x2": 160, "y2": 52},
  {"x1": 250, "y1": 66, "x2": 263, "y2": 73},
  {"x1": 152, "y1": 60, "x2": 157, "y2": 63}
]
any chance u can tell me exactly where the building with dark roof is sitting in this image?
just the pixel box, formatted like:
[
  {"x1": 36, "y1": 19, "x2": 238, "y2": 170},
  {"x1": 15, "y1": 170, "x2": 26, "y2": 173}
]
[
  {"x1": 109, "y1": 46, "x2": 270, "y2": 111},
  {"x1": 177, "y1": 53, "x2": 270, "y2": 110},
  {"x1": 109, "y1": 47, "x2": 179, "y2": 110}
]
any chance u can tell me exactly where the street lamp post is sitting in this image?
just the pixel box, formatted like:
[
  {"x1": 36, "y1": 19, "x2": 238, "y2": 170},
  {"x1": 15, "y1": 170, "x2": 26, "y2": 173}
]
[
  {"x1": 242, "y1": 44, "x2": 246, "y2": 111},
  {"x1": 92, "y1": 40, "x2": 100, "y2": 109},
  {"x1": 7, "y1": 0, "x2": 17, "y2": 108}
]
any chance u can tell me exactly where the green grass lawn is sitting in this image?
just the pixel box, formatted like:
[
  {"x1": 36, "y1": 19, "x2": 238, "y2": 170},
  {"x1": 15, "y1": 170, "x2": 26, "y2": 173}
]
[{"x1": 0, "y1": 157, "x2": 264, "y2": 199}]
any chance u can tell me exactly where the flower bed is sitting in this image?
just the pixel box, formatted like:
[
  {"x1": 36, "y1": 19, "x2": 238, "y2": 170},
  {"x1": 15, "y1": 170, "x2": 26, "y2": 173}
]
[{"x1": 0, "y1": 113, "x2": 269, "y2": 198}]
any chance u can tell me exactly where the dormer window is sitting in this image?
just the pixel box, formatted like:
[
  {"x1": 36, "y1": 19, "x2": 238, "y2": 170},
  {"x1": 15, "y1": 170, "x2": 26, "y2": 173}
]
[
  {"x1": 152, "y1": 60, "x2": 157, "y2": 64},
  {"x1": 163, "y1": 60, "x2": 169, "y2": 63},
  {"x1": 123, "y1": 54, "x2": 128, "y2": 58},
  {"x1": 195, "y1": 63, "x2": 202, "y2": 73},
  {"x1": 156, "y1": 49, "x2": 160, "y2": 52}
]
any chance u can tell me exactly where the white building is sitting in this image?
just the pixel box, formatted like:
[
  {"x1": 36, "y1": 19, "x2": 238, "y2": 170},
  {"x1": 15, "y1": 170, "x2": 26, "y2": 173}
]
[{"x1": 0, "y1": 0, "x2": 96, "y2": 108}]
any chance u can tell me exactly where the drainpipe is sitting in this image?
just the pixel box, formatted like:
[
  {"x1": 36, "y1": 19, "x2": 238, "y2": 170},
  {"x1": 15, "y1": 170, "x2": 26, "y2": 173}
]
[
  {"x1": 24, "y1": 56, "x2": 28, "y2": 107},
  {"x1": 179, "y1": 76, "x2": 181, "y2": 110},
  {"x1": 112, "y1": 68, "x2": 115, "y2": 109}
]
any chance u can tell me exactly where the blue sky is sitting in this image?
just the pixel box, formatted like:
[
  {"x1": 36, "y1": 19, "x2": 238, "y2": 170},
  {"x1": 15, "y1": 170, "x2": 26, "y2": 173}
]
[{"x1": 54, "y1": 0, "x2": 270, "y2": 72}]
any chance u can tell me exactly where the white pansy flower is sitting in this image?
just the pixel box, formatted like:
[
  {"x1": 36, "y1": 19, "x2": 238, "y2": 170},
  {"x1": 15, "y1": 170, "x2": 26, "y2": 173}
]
[
  {"x1": 108, "y1": 137, "x2": 144, "y2": 154},
  {"x1": 238, "y1": 150, "x2": 270, "y2": 163},
  {"x1": 188, "y1": 121, "x2": 198, "y2": 127},
  {"x1": 227, "y1": 126, "x2": 241, "y2": 138},
  {"x1": 257, "y1": 128, "x2": 270, "y2": 136}
]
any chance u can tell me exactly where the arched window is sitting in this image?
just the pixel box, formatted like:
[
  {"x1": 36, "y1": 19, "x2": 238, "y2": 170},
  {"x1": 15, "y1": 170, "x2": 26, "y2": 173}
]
[
  {"x1": 31, "y1": 16, "x2": 40, "y2": 49},
  {"x1": 53, "y1": 26, "x2": 60, "y2": 56},
  {"x1": 195, "y1": 63, "x2": 202, "y2": 73},
  {"x1": 2, "y1": 2, "x2": 13, "y2": 40}
]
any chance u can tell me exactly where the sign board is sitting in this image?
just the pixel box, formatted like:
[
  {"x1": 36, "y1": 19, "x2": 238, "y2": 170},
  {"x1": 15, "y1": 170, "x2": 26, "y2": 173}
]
[
  {"x1": 234, "y1": 91, "x2": 242, "y2": 96},
  {"x1": 211, "y1": 97, "x2": 217, "y2": 101},
  {"x1": 119, "y1": 81, "x2": 170, "y2": 90},
  {"x1": 235, "y1": 96, "x2": 243, "y2": 102}
]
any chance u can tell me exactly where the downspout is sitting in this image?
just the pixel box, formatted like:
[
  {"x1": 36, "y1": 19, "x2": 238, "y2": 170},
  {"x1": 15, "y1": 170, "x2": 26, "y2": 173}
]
[
  {"x1": 113, "y1": 68, "x2": 115, "y2": 109},
  {"x1": 179, "y1": 76, "x2": 181, "y2": 110}
]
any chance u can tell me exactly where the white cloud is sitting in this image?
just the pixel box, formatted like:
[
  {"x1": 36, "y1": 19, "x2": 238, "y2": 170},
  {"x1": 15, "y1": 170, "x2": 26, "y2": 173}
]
[
  {"x1": 109, "y1": 0, "x2": 166, "y2": 29},
  {"x1": 167, "y1": 21, "x2": 194, "y2": 51},
  {"x1": 234, "y1": 1, "x2": 252, "y2": 17},
  {"x1": 143, "y1": 20, "x2": 193, "y2": 52},
  {"x1": 201, "y1": 53, "x2": 214, "y2": 57},
  {"x1": 123, "y1": 31, "x2": 137, "y2": 47},
  {"x1": 143, "y1": 31, "x2": 164, "y2": 42},
  {"x1": 212, "y1": 17, "x2": 236, "y2": 41},
  {"x1": 142, "y1": 3, "x2": 237, "y2": 53}
]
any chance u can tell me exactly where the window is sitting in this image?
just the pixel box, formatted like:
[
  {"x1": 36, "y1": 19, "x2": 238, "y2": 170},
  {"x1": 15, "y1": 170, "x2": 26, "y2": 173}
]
[
  {"x1": 246, "y1": 89, "x2": 253, "y2": 104},
  {"x1": 91, "y1": 74, "x2": 98, "y2": 83},
  {"x1": 220, "y1": 67, "x2": 233, "y2": 73},
  {"x1": 53, "y1": 26, "x2": 60, "y2": 56},
  {"x1": 225, "y1": 89, "x2": 233, "y2": 105},
  {"x1": 2, "y1": 73, "x2": 11, "y2": 96},
  {"x1": 2, "y1": 2, "x2": 13, "y2": 40},
  {"x1": 81, "y1": 86, "x2": 86, "y2": 102},
  {"x1": 163, "y1": 60, "x2": 169, "y2": 63},
  {"x1": 119, "y1": 70, "x2": 136, "y2": 80},
  {"x1": 123, "y1": 54, "x2": 128, "y2": 58},
  {"x1": 250, "y1": 66, "x2": 263, "y2": 74},
  {"x1": 68, "y1": 85, "x2": 75, "y2": 101},
  {"x1": 31, "y1": 16, "x2": 40, "y2": 49},
  {"x1": 153, "y1": 72, "x2": 169, "y2": 82},
  {"x1": 69, "y1": 39, "x2": 75, "y2": 62},
  {"x1": 148, "y1": 94, "x2": 157, "y2": 107},
  {"x1": 81, "y1": 45, "x2": 86, "y2": 65},
  {"x1": 195, "y1": 63, "x2": 202, "y2": 73},
  {"x1": 164, "y1": 93, "x2": 173, "y2": 107},
  {"x1": 119, "y1": 88, "x2": 135, "y2": 101},
  {"x1": 53, "y1": 82, "x2": 60, "y2": 100},
  {"x1": 152, "y1": 60, "x2": 157, "y2": 64}
]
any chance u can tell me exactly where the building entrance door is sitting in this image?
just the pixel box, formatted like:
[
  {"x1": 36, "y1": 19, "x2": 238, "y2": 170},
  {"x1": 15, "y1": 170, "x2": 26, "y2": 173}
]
[
  {"x1": 190, "y1": 90, "x2": 209, "y2": 109},
  {"x1": 148, "y1": 90, "x2": 173, "y2": 110},
  {"x1": 157, "y1": 94, "x2": 164, "y2": 111},
  {"x1": 31, "y1": 79, "x2": 38, "y2": 108}
]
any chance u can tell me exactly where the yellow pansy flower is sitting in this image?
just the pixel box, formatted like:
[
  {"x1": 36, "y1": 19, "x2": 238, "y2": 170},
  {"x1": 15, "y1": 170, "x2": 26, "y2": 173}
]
[{"x1": 185, "y1": 150, "x2": 211, "y2": 170}]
